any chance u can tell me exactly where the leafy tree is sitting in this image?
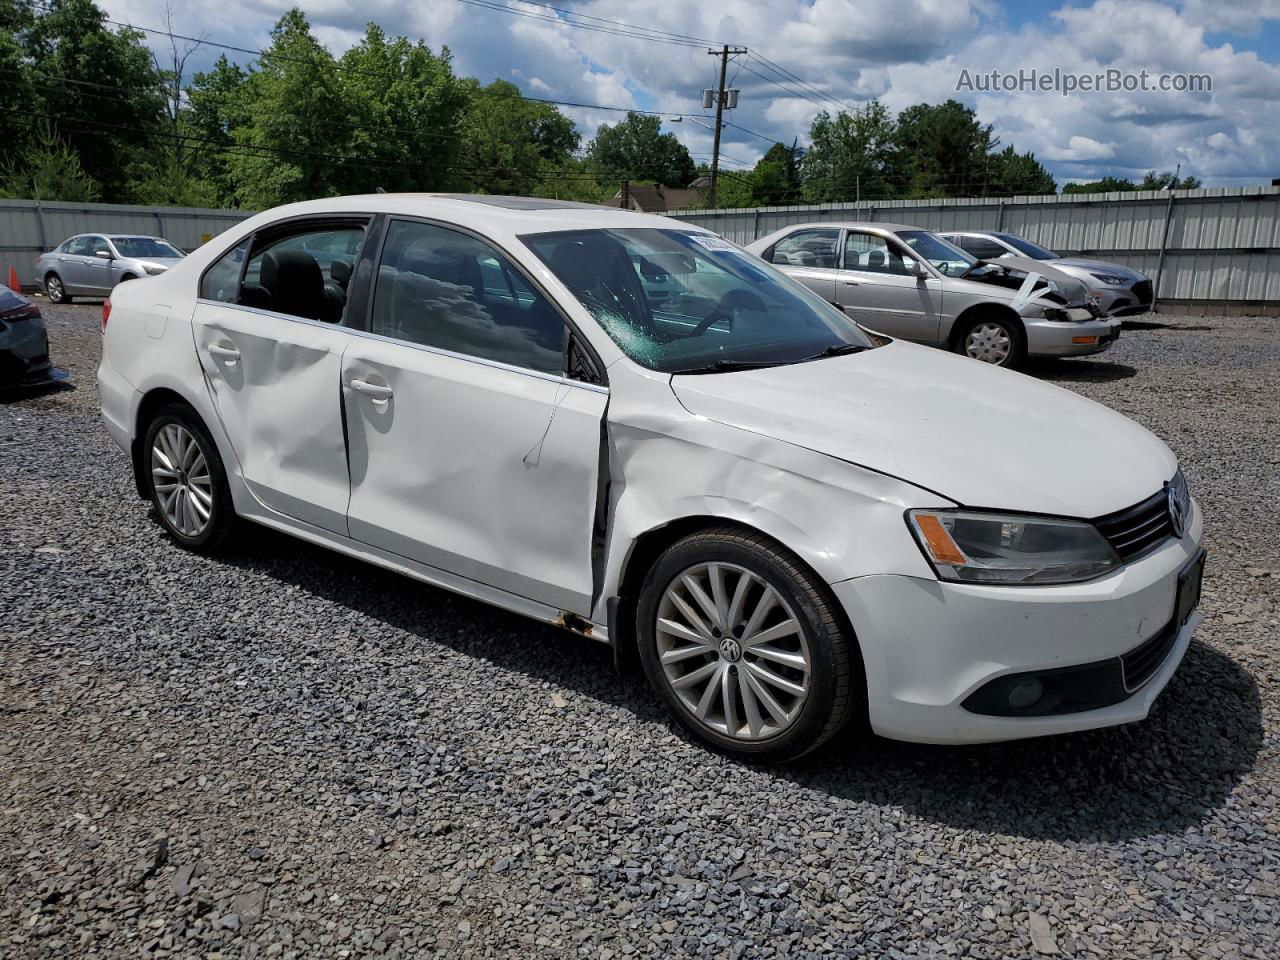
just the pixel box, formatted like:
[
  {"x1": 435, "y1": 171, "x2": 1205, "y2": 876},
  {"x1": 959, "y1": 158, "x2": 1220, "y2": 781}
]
[
  {"x1": 530, "y1": 157, "x2": 614, "y2": 204},
  {"x1": 227, "y1": 9, "x2": 347, "y2": 208},
  {"x1": 339, "y1": 25, "x2": 471, "y2": 194},
  {"x1": 586, "y1": 112, "x2": 695, "y2": 189},
  {"x1": 1062, "y1": 176, "x2": 1138, "y2": 194},
  {"x1": 799, "y1": 102, "x2": 898, "y2": 202},
  {"x1": 0, "y1": 122, "x2": 100, "y2": 201},
  {"x1": 1139, "y1": 170, "x2": 1201, "y2": 190},
  {"x1": 458, "y1": 78, "x2": 578, "y2": 195},
  {"x1": 20, "y1": 0, "x2": 164, "y2": 199},
  {"x1": 751, "y1": 141, "x2": 802, "y2": 205},
  {"x1": 186, "y1": 55, "x2": 252, "y2": 206},
  {"x1": 893, "y1": 99, "x2": 997, "y2": 197},
  {"x1": 987, "y1": 146, "x2": 1056, "y2": 196},
  {"x1": 0, "y1": 1, "x2": 37, "y2": 172}
]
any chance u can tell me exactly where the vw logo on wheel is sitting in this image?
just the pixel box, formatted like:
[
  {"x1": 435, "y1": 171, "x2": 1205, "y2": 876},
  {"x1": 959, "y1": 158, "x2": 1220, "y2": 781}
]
[
  {"x1": 1167, "y1": 482, "x2": 1188, "y2": 539},
  {"x1": 718, "y1": 637, "x2": 743, "y2": 662}
]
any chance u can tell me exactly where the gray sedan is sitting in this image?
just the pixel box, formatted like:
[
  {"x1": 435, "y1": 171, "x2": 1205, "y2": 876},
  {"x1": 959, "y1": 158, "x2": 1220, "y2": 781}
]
[
  {"x1": 939, "y1": 230, "x2": 1152, "y2": 316},
  {"x1": 36, "y1": 234, "x2": 185, "y2": 303},
  {"x1": 746, "y1": 222, "x2": 1120, "y2": 369}
]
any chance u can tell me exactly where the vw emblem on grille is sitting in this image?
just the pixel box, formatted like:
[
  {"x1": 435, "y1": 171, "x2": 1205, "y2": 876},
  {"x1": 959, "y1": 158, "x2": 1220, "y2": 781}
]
[
  {"x1": 1166, "y1": 482, "x2": 1188, "y2": 539},
  {"x1": 718, "y1": 638, "x2": 743, "y2": 662}
]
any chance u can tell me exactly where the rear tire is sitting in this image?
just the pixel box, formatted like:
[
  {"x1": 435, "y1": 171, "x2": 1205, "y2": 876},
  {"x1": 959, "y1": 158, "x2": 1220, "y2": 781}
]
[
  {"x1": 142, "y1": 404, "x2": 239, "y2": 552},
  {"x1": 953, "y1": 313, "x2": 1026, "y2": 369},
  {"x1": 636, "y1": 527, "x2": 859, "y2": 762},
  {"x1": 45, "y1": 273, "x2": 70, "y2": 304}
]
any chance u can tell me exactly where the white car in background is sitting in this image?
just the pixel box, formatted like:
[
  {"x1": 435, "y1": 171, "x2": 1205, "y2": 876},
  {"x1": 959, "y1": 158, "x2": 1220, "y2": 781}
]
[{"x1": 98, "y1": 194, "x2": 1203, "y2": 761}]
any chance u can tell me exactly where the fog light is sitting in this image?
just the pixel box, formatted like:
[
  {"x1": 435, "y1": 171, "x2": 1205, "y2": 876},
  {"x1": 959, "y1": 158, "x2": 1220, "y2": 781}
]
[
  {"x1": 1007, "y1": 678, "x2": 1044, "y2": 710},
  {"x1": 1071, "y1": 336, "x2": 1099, "y2": 344}
]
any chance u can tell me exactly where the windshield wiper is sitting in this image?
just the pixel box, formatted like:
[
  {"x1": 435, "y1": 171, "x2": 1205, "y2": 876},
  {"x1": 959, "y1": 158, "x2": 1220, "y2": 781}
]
[
  {"x1": 801, "y1": 343, "x2": 870, "y2": 362},
  {"x1": 669, "y1": 358, "x2": 796, "y2": 375}
]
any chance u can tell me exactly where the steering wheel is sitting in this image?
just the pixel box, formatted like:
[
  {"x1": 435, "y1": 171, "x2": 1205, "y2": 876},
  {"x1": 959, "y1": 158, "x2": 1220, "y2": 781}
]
[{"x1": 687, "y1": 288, "x2": 768, "y2": 338}]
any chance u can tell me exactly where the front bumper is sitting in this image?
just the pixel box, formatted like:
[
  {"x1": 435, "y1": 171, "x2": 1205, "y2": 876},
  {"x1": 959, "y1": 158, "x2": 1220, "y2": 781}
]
[
  {"x1": 1023, "y1": 314, "x2": 1122, "y2": 357},
  {"x1": 833, "y1": 504, "x2": 1203, "y2": 744},
  {"x1": 1093, "y1": 281, "x2": 1153, "y2": 316}
]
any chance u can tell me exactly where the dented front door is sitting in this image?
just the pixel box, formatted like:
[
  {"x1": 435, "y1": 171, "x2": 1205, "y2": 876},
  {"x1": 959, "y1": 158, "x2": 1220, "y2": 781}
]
[
  {"x1": 191, "y1": 303, "x2": 351, "y2": 534},
  {"x1": 341, "y1": 337, "x2": 607, "y2": 616}
]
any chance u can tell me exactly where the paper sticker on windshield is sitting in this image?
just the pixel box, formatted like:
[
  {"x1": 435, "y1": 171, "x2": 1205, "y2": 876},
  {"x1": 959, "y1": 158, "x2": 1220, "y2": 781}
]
[{"x1": 687, "y1": 233, "x2": 737, "y2": 252}]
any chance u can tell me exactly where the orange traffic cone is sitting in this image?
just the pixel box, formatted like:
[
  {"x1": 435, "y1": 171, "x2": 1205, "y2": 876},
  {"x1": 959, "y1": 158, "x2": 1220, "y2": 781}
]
[{"x1": 7, "y1": 267, "x2": 19, "y2": 292}]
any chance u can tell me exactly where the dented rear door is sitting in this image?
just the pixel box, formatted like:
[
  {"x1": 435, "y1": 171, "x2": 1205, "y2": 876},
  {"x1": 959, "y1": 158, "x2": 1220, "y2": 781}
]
[{"x1": 191, "y1": 303, "x2": 351, "y2": 534}]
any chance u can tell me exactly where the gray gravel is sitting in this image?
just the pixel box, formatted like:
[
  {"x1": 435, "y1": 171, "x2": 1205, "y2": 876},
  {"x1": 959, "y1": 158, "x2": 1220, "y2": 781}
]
[{"x1": 2, "y1": 303, "x2": 1278, "y2": 958}]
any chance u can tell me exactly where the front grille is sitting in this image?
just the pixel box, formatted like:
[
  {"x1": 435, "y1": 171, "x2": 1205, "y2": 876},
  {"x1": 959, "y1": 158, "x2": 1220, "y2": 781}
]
[
  {"x1": 1094, "y1": 489, "x2": 1174, "y2": 563},
  {"x1": 1132, "y1": 280, "x2": 1153, "y2": 305},
  {"x1": 1121, "y1": 618, "x2": 1178, "y2": 690}
]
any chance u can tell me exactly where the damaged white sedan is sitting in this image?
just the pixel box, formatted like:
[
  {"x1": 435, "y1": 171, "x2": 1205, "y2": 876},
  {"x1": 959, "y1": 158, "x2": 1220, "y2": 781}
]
[{"x1": 99, "y1": 195, "x2": 1204, "y2": 761}]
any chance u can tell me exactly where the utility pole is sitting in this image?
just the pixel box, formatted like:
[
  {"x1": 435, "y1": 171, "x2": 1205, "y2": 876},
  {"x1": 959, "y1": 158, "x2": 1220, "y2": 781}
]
[{"x1": 707, "y1": 45, "x2": 747, "y2": 208}]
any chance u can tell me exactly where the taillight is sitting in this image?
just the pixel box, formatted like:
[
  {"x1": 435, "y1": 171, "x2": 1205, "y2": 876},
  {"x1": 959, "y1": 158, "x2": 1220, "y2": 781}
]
[{"x1": 101, "y1": 297, "x2": 111, "y2": 334}]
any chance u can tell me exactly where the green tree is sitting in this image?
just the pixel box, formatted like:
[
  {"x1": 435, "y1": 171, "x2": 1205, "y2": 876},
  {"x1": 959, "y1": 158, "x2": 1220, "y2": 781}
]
[
  {"x1": 1139, "y1": 170, "x2": 1201, "y2": 190},
  {"x1": 339, "y1": 24, "x2": 471, "y2": 194},
  {"x1": 20, "y1": 0, "x2": 164, "y2": 200},
  {"x1": 186, "y1": 55, "x2": 252, "y2": 206},
  {"x1": 893, "y1": 99, "x2": 997, "y2": 197},
  {"x1": 799, "y1": 102, "x2": 898, "y2": 202},
  {"x1": 457, "y1": 78, "x2": 578, "y2": 195},
  {"x1": 751, "y1": 141, "x2": 802, "y2": 205},
  {"x1": 531, "y1": 156, "x2": 614, "y2": 204},
  {"x1": 1062, "y1": 176, "x2": 1138, "y2": 194},
  {"x1": 0, "y1": 1, "x2": 37, "y2": 172},
  {"x1": 586, "y1": 112, "x2": 695, "y2": 188},
  {"x1": 988, "y1": 145, "x2": 1056, "y2": 196},
  {"x1": 228, "y1": 9, "x2": 347, "y2": 208},
  {"x1": 0, "y1": 122, "x2": 100, "y2": 201}
]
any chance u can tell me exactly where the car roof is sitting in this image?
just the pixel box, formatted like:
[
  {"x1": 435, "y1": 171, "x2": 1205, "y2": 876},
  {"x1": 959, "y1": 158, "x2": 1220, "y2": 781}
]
[
  {"x1": 774, "y1": 221, "x2": 929, "y2": 234},
  {"x1": 107, "y1": 234, "x2": 169, "y2": 241},
  {"x1": 236, "y1": 194, "x2": 702, "y2": 236}
]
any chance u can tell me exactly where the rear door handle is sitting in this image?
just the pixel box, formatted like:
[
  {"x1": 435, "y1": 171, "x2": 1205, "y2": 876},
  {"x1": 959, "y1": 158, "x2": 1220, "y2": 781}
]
[
  {"x1": 841, "y1": 279, "x2": 860, "y2": 286},
  {"x1": 351, "y1": 379, "x2": 393, "y2": 400},
  {"x1": 208, "y1": 343, "x2": 241, "y2": 361}
]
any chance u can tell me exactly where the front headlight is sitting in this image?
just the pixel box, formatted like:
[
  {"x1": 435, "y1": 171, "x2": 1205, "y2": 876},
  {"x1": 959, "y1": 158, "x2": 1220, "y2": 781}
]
[
  {"x1": 907, "y1": 510, "x2": 1121, "y2": 585},
  {"x1": 1090, "y1": 273, "x2": 1127, "y2": 285},
  {"x1": 142, "y1": 263, "x2": 167, "y2": 276}
]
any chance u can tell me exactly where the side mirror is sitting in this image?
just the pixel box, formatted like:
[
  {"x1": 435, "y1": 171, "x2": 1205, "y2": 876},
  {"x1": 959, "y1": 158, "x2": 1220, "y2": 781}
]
[{"x1": 95, "y1": 249, "x2": 113, "y2": 259}]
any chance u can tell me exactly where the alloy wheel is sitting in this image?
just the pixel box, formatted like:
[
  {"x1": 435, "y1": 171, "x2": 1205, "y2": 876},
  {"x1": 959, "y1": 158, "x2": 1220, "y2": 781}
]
[
  {"x1": 46, "y1": 275, "x2": 64, "y2": 303},
  {"x1": 964, "y1": 321, "x2": 1013, "y2": 365},
  {"x1": 655, "y1": 562, "x2": 812, "y2": 741},
  {"x1": 150, "y1": 423, "x2": 213, "y2": 537}
]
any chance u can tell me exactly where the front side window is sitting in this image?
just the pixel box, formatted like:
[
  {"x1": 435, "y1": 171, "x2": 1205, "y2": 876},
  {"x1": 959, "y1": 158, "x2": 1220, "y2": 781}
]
[
  {"x1": 372, "y1": 220, "x2": 565, "y2": 374},
  {"x1": 766, "y1": 228, "x2": 840, "y2": 268},
  {"x1": 844, "y1": 231, "x2": 915, "y2": 276},
  {"x1": 110, "y1": 237, "x2": 183, "y2": 259},
  {"x1": 896, "y1": 230, "x2": 975, "y2": 277},
  {"x1": 524, "y1": 228, "x2": 873, "y2": 374},
  {"x1": 86, "y1": 236, "x2": 109, "y2": 256}
]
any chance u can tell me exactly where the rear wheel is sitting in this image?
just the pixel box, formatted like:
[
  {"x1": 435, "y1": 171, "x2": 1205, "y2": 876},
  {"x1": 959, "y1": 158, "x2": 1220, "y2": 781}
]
[
  {"x1": 954, "y1": 313, "x2": 1025, "y2": 368},
  {"x1": 45, "y1": 273, "x2": 69, "y2": 304},
  {"x1": 142, "y1": 405, "x2": 239, "y2": 552},
  {"x1": 637, "y1": 527, "x2": 858, "y2": 762}
]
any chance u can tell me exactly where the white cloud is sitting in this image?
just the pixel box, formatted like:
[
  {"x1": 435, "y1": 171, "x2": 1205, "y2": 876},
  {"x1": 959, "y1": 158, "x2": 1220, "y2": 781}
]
[{"x1": 100, "y1": 0, "x2": 1280, "y2": 188}]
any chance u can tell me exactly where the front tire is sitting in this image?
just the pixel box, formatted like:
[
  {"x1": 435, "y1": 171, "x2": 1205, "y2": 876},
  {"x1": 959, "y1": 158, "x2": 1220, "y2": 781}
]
[
  {"x1": 45, "y1": 273, "x2": 70, "y2": 304},
  {"x1": 142, "y1": 405, "x2": 239, "y2": 552},
  {"x1": 637, "y1": 527, "x2": 858, "y2": 762},
  {"x1": 954, "y1": 313, "x2": 1025, "y2": 368}
]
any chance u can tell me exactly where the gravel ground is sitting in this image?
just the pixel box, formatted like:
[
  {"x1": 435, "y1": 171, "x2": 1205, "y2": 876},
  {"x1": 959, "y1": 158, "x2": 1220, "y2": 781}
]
[{"x1": 2, "y1": 303, "x2": 1278, "y2": 959}]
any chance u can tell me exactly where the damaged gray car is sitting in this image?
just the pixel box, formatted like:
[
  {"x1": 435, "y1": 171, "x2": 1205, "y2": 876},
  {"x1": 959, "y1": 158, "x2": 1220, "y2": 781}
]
[{"x1": 746, "y1": 223, "x2": 1121, "y2": 369}]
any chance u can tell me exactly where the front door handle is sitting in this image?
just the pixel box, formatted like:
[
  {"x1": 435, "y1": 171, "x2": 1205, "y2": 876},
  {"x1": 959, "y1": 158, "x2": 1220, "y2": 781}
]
[
  {"x1": 841, "y1": 278, "x2": 860, "y2": 286},
  {"x1": 351, "y1": 379, "x2": 393, "y2": 400},
  {"x1": 208, "y1": 343, "x2": 241, "y2": 362}
]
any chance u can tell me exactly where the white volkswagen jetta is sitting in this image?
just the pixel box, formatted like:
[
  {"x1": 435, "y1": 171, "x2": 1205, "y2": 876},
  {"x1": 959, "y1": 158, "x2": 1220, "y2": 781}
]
[{"x1": 98, "y1": 195, "x2": 1205, "y2": 761}]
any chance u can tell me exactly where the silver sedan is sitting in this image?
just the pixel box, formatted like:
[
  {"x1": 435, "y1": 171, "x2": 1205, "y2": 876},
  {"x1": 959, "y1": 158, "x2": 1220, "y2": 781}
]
[
  {"x1": 940, "y1": 230, "x2": 1153, "y2": 316},
  {"x1": 36, "y1": 234, "x2": 185, "y2": 303},
  {"x1": 746, "y1": 222, "x2": 1121, "y2": 369}
]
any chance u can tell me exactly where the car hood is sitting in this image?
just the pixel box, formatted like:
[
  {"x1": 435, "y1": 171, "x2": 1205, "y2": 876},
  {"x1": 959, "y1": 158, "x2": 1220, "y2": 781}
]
[
  {"x1": 670, "y1": 341, "x2": 1175, "y2": 517},
  {"x1": 1051, "y1": 258, "x2": 1147, "y2": 281},
  {"x1": 960, "y1": 256, "x2": 1094, "y2": 306}
]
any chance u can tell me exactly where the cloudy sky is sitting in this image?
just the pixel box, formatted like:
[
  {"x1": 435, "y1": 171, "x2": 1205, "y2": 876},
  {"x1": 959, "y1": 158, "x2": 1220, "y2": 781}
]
[{"x1": 104, "y1": 0, "x2": 1280, "y2": 187}]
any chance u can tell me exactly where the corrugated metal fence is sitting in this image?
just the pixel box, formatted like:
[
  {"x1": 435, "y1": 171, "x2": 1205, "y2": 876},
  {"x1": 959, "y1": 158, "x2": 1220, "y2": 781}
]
[
  {"x1": 0, "y1": 199, "x2": 252, "y2": 291},
  {"x1": 670, "y1": 186, "x2": 1280, "y2": 311},
  {"x1": 3, "y1": 189, "x2": 1278, "y2": 310}
]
